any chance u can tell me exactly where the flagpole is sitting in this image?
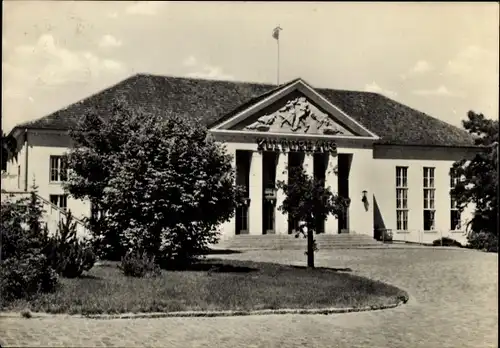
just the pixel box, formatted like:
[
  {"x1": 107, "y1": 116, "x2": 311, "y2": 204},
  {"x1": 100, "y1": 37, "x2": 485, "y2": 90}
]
[
  {"x1": 273, "y1": 25, "x2": 282, "y2": 85},
  {"x1": 277, "y1": 35, "x2": 280, "y2": 85}
]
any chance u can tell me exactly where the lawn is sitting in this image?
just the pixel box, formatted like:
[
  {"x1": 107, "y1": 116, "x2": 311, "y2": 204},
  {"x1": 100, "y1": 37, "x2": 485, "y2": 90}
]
[{"x1": 4, "y1": 259, "x2": 408, "y2": 315}]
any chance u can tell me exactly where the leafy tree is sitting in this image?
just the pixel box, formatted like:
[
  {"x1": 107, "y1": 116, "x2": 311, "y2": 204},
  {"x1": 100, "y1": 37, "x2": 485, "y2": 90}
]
[
  {"x1": 277, "y1": 164, "x2": 350, "y2": 268},
  {"x1": 1, "y1": 132, "x2": 18, "y2": 172},
  {"x1": 64, "y1": 100, "x2": 244, "y2": 265},
  {"x1": 451, "y1": 111, "x2": 498, "y2": 252}
]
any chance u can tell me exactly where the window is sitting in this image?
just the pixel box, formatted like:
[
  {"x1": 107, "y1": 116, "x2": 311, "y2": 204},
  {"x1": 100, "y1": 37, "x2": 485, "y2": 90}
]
[
  {"x1": 450, "y1": 171, "x2": 462, "y2": 230},
  {"x1": 17, "y1": 165, "x2": 21, "y2": 189},
  {"x1": 50, "y1": 156, "x2": 68, "y2": 182},
  {"x1": 50, "y1": 194, "x2": 68, "y2": 210},
  {"x1": 396, "y1": 166, "x2": 408, "y2": 231},
  {"x1": 423, "y1": 167, "x2": 435, "y2": 231}
]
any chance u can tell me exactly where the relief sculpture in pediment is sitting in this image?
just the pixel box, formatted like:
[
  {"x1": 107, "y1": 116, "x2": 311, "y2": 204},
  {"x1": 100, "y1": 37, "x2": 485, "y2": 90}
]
[{"x1": 244, "y1": 97, "x2": 351, "y2": 135}]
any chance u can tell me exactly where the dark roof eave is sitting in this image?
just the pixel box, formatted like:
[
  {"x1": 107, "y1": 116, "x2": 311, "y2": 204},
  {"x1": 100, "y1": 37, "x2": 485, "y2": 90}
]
[
  {"x1": 374, "y1": 141, "x2": 483, "y2": 149},
  {"x1": 11, "y1": 126, "x2": 70, "y2": 133}
]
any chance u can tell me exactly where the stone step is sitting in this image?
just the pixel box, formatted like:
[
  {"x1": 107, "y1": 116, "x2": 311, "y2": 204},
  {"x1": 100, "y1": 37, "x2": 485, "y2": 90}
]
[
  {"x1": 218, "y1": 241, "x2": 379, "y2": 244},
  {"x1": 216, "y1": 245, "x2": 387, "y2": 250},
  {"x1": 231, "y1": 235, "x2": 375, "y2": 240},
  {"x1": 215, "y1": 234, "x2": 384, "y2": 250}
]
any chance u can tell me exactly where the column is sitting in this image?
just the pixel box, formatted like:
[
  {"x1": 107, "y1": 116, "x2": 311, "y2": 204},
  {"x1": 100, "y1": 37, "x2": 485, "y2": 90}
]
[
  {"x1": 275, "y1": 152, "x2": 288, "y2": 234},
  {"x1": 249, "y1": 151, "x2": 263, "y2": 235},
  {"x1": 325, "y1": 153, "x2": 338, "y2": 234}
]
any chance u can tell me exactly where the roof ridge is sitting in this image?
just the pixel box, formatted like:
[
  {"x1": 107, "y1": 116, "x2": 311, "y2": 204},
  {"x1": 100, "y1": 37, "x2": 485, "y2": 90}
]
[{"x1": 132, "y1": 72, "x2": 278, "y2": 88}]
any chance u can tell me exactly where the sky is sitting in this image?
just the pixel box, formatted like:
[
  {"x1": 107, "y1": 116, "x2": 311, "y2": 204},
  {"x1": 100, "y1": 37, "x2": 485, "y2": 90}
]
[{"x1": 2, "y1": 1, "x2": 499, "y2": 133}]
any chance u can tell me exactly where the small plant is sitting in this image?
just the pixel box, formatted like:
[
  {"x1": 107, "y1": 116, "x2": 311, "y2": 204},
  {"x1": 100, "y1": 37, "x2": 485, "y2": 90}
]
[
  {"x1": 44, "y1": 210, "x2": 96, "y2": 278},
  {"x1": 118, "y1": 250, "x2": 161, "y2": 278},
  {"x1": 20, "y1": 308, "x2": 32, "y2": 319}
]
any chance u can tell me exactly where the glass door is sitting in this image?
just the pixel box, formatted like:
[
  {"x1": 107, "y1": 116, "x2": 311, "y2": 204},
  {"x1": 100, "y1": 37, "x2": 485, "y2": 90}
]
[
  {"x1": 236, "y1": 205, "x2": 249, "y2": 234},
  {"x1": 263, "y1": 200, "x2": 275, "y2": 234}
]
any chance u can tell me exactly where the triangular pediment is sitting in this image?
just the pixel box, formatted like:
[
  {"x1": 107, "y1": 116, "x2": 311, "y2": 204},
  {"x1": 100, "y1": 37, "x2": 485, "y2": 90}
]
[
  {"x1": 232, "y1": 92, "x2": 354, "y2": 136},
  {"x1": 211, "y1": 79, "x2": 379, "y2": 139}
]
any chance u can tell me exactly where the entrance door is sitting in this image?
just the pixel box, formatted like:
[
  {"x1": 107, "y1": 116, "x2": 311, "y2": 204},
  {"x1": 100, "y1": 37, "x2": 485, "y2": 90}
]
[
  {"x1": 338, "y1": 209, "x2": 349, "y2": 233},
  {"x1": 337, "y1": 154, "x2": 351, "y2": 233},
  {"x1": 315, "y1": 215, "x2": 325, "y2": 234},
  {"x1": 288, "y1": 217, "x2": 299, "y2": 235},
  {"x1": 263, "y1": 200, "x2": 275, "y2": 234},
  {"x1": 236, "y1": 205, "x2": 249, "y2": 235}
]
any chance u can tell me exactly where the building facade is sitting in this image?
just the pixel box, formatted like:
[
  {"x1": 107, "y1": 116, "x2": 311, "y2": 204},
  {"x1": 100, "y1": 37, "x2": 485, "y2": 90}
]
[{"x1": 2, "y1": 76, "x2": 480, "y2": 245}]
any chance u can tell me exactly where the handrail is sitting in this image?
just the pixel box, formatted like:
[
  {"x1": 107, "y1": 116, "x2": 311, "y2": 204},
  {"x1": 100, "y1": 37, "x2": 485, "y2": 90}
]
[
  {"x1": 1, "y1": 190, "x2": 89, "y2": 229},
  {"x1": 35, "y1": 193, "x2": 89, "y2": 229}
]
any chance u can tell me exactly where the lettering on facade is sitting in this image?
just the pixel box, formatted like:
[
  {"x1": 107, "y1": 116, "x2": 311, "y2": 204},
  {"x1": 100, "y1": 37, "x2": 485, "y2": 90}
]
[{"x1": 256, "y1": 138, "x2": 337, "y2": 156}]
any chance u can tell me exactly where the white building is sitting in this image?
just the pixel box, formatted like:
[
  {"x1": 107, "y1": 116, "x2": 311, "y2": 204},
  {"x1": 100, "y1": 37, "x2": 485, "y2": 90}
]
[{"x1": 2, "y1": 75, "x2": 480, "y2": 245}]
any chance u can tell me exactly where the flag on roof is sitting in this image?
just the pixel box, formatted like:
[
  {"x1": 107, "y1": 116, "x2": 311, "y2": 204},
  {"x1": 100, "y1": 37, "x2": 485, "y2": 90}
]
[{"x1": 272, "y1": 26, "x2": 282, "y2": 40}]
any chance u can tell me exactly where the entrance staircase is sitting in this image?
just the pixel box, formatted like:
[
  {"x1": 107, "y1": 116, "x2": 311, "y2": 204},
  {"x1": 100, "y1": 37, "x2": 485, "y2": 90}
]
[
  {"x1": 214, "y1": 233, "x2": 385, "y2": 251},
  {"x1": 1, "y1": 191, "x2": 90, "y2": 239}
]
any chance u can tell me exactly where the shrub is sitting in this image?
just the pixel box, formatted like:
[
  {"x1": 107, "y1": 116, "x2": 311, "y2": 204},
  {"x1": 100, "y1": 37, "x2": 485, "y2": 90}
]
[
  {"x1": 0, "y1": 254, "x2": 59, "y2": 304},
  {"x1": 118, "y1": 250, "x2": 161, "y2": 278},
  {"x1": 432, "y1": 237, "x2": 463, "y2": 248},
  {"x1": 467, "y1": 231, "x2": 498, "y2": 252},
  {"x1": 1, "y1": 194, "x2": 48, "y2": 260},
  {"x1": 44, "y1": 210, "x2": 96, "y2": 278},
  {"x1": 375, "y1": 228, "x2": 393, "y2": 242},
  {"x1": 0, "y1": 193, "x2": 59, "y2": 305},
  {"x1": 20, "y1": 308, "x2": 33, "y2": 319}
]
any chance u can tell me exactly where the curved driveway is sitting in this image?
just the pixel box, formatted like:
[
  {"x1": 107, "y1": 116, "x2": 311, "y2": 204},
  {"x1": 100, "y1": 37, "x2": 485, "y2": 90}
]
[{"x1": 1, "y1": 248, "x2": 497, "y2": 347}]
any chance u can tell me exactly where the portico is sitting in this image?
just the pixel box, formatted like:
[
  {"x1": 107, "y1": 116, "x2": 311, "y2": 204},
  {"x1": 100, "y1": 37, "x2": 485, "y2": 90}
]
[{"x1": 212, "y1": 78, "x2": 380, "y2": 239}]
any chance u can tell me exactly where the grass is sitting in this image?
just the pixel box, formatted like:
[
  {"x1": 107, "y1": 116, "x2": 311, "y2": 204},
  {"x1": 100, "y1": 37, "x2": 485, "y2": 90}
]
[{"x1": 4, "y1": 259, "x2": 408, "y2": 315}]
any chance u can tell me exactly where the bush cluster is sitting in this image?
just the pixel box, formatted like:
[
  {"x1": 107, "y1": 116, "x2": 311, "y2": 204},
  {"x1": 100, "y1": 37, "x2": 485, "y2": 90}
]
[
  {"x1": 467, "y1": 231, "x2": 498, "y2": 252},
  {"x1": 1, "y1": 191, "x2": 96, "y2": 305},
  {"x1": 1, "y1": 194, "x2": 59, "y2": 304},
  {"x1": 118, "y1": 250, "x2": 161, "y2": 278}
]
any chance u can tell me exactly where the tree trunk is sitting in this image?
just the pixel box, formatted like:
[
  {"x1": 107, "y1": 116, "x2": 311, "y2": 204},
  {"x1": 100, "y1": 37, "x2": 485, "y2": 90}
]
[{"x1": 307, "y1": 229, "x2": 315, "y2": 268}]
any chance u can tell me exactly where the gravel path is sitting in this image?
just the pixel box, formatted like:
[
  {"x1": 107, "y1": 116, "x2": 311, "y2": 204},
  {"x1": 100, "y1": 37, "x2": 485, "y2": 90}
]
[{"x1": 1, "y1": 248, "x2": 497, "y2": 348}]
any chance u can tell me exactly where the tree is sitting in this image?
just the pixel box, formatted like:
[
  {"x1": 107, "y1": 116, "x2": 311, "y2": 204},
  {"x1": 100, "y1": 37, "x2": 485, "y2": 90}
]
[
  {"x1": 451, "y1": 111, "x2": 498, "y2": 252},
  {"x1": 64, "y1": 100, "x2": 244, "y2": 264},
  {"x1": 1, "y1": 132, "x2": 18, "y2": 172},
  {"x1": 277, "y1": 164, "x2": 350, "y2": 268}
]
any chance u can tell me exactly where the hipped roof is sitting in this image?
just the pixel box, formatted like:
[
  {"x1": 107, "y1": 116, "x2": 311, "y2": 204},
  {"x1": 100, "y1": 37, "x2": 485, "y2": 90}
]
[{"x1": 14, "y1": 74, "x2": 476, "y2": 147}]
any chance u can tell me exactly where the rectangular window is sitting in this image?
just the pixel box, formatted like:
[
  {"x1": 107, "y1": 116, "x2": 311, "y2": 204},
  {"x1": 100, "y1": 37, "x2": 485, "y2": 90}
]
[
  {"x1": 17, "y1": 165, "x2": 21, "y2": 189},
  {"x1": 423, "y1": 167, "x2": 435, "y2": 231},
  {"x1": 49, "y1": 194, "x2": 68, "y2": 210},
  {"x1": 450, "y1": 171, "x2": 462, "y2": 230},
  {"x1": 49, "y1": 156, "x2": 68, "y2": 182},
  {"x1": 396, "y1": 166, "x2": 408, "y2": 231}
]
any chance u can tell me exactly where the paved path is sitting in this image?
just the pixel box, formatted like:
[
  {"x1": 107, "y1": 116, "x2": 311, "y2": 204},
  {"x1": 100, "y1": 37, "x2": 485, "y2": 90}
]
[{"x1": 1, "y1": 248, "x2": 497, "y2": 347}]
